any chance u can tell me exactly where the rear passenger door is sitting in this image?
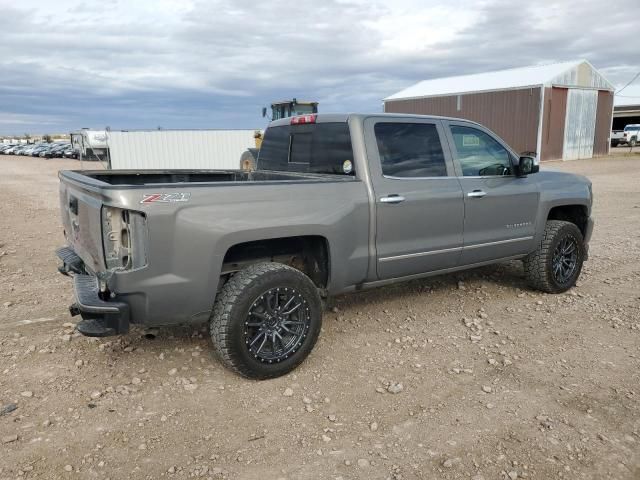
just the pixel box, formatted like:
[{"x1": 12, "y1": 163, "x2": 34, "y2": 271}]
[
  {"x1": 443, "y1": 121, "x2": 540, "y2": 264},
  {"x1": 364, "y1": 117, "x2": 464, "y2": 279}
]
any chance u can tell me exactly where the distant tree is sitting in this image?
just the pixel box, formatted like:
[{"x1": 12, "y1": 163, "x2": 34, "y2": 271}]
[
  {"x1": 43, "y1": 134, "x2": 53, "y2": 143},
  {"x1": 24, "y1": 133, "x2": 31, "y2": 142}
]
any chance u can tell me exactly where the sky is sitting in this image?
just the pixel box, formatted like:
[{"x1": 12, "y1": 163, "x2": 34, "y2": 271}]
[{"x1": 0, "y1": 0, "x2": 639, "y2": 135}]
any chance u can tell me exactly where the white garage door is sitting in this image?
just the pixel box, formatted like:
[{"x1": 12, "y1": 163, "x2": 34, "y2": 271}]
[{"x1": 563, "y1": 89, "x2": 598, "y2": 160}]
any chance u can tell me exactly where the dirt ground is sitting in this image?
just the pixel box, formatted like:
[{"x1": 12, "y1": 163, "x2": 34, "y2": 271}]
[{"x1": 0, "y1": 152, "x2": 639, "y2": 480}]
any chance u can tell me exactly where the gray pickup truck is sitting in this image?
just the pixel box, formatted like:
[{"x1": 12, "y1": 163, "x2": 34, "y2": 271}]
[{"x1": 56, "y1": 113, "x2": 593, "y2": 379}]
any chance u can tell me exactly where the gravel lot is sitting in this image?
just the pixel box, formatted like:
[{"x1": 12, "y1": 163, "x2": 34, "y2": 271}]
[{"x1": 1, "y1": 153, "x2": 639, "y2": 480}]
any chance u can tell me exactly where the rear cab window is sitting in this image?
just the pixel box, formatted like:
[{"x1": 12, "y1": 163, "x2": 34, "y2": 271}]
[
  {"x1": 258, "y1": 122, "x2": 355, "y2": 175},
  {"x1": 373, "y1": 123, "x2": 448, "y2": 178}
]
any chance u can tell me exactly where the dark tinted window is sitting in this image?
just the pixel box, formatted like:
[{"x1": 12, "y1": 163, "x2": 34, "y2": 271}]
[
  {"x1": 258, "y1": 122, "x2": 354, "y2": 175},
  {"x1": 374, "y1": 123, "x2": 447, "y2": 177},
  {"x1": 451, "y1": 125, "x2": 513, "y2": 176},
  {"x1": 289, "y1": 133, "x2": 312, "y2": 164}
]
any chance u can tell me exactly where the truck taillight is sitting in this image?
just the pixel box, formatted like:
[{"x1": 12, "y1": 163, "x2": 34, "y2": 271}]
[
  {"x1": 290, "y1": 114, "x2": 317, "y2": 125},
  {"x1": 102, "y1": 206, "x2": 148, "y2": 271}
]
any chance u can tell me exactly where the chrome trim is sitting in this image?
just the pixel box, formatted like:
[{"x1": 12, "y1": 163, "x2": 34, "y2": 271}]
[
  {"x1": 461, "y1": 175, "x2": 514, "y2": 179},
  {"x1": 382, "y1": 174, "x2": 456, "y2": 180},
  {"x1": 382, "y1": 174, "x2": 514, "y2": 180},
  {"x1": 467, "y1": 190, "x2": 487, "y2": 198},
  {"x1": 379, "y1": 195, "x2": 405, "y2": 204},
  {"x1": 379, "y1": 236, "x2": 533, "y2": 263},
  {"x1": 464, "y1": 236, "x2": 533, "y2": 250},
  {"x1": 379, "y1": 246, "x2": 463, "y2": 262},
  {"x1": 348, "y1": 254, "x2": 528, "y2": 294}
]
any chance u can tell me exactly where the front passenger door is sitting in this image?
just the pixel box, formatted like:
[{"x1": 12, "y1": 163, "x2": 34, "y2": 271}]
[{"x1": 444, "y1": 122, "x2": 540, "y2": 265}]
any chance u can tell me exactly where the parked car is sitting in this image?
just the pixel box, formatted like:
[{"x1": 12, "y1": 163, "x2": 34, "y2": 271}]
[
  {"x1": 0, "y1": 144, "x2": 17, "y2": 153},
  {"x1": 56, "y1": 144, "x2": 71, "y2": 157},
  {"x1": 56, "y1": 113, "x2": 594, "y2": 379},
  {"x1": 4, "y1": 145, "x2": 19, "y2": 154},
  {"x1": 43, "y1": 144, "x2": 69, "y2": 158},
  {"x1": 21, "y1": 145, "x2": 40, "y2": 155},
  {"x1": 63, "y1": 147, "x2": 78, "y2": 159},
  {"x1": 13, "y1": 145, "x2": 31, "y2": 155},
  {"x1": 30, "y1": 144, "x2": 51, "y2": 156},
  {"x1": 619, "y1": 124, "x2": 640, "y2": 147}
]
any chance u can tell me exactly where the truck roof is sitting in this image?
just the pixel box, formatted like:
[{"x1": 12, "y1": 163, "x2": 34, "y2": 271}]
[{"x1": 268, "y1": 112, "x2": 481, "y2": 128}]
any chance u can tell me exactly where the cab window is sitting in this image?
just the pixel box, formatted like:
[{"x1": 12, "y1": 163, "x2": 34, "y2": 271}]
[
  {"x1": 451, "y1": 125, "x2": 513, "y2": 176},
  {"x1": 374, "y1": 123, "x2": 447, "y2": 178},
  {"x1": 258, "y1": 122, "x2": 354, "y2": 175}
]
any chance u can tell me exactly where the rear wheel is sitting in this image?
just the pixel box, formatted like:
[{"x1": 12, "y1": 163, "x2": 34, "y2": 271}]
[
  {"x1": 523, "y1": 220, "x2": 585, "y2": 293},
  {"x1": 210, "y1": 262, "x2": 322, "y2": 379}
]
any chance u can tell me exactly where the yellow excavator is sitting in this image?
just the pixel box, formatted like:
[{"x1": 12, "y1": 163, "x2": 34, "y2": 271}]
[{"x1": 240, "y1": 99, "x2": 319, "y2": 170}]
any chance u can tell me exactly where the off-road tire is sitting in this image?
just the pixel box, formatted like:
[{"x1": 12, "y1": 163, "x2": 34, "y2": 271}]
[
  {"x1": 210, "y1": 262, "x2": 322, "y2": 379},
  {"x1": 523, "y1": 220, "x2": 585, "y2": 293}
]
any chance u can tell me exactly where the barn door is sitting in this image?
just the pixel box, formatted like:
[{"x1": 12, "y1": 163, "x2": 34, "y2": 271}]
[{"x1": 563, "y1": 89, "x2": 598, "y2": 160}]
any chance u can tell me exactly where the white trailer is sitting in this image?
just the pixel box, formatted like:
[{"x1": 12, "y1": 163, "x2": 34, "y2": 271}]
[
  {"x1": 71, "y1": 129, "x2": 109, "y2": 161},
  {"x1": 105, "y1": 129, "x2": 258, "y2": 170}
]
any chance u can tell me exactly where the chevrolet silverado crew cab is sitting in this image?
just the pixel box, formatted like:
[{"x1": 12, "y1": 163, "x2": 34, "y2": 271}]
[{"x1": 56, "y1": 113, "x2": 594, "y2": 379}]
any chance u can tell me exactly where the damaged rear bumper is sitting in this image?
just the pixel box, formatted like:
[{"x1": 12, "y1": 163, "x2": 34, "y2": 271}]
[{"x1": 56, "y1": 247, "x2": 130, "y2": 337}]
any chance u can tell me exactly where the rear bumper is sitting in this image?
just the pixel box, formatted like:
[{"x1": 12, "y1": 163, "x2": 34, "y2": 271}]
[
  {"x1": 56, "y1": 247, "x2": 130, "y2": 335},
  {"x1": 72, "y1": 274, "x2": 130, "y2": 335}
]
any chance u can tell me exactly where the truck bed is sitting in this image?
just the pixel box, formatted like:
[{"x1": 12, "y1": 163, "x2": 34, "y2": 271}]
[{"x1": 62, "y1": 169, "x2": 353, "y2": 187}]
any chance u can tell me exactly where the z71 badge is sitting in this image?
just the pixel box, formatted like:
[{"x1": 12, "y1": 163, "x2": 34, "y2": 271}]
[{"x1": 140, "y1": 193, "x2": 191, "y2": 204}]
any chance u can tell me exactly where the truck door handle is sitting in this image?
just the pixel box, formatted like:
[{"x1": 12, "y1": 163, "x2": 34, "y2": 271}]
[
  {"x1": 467, "y1": 190, "x2": 487, "y2": 198},
  {"x1": 379, "y1": 195, "x2": 405, "y2": 204}
]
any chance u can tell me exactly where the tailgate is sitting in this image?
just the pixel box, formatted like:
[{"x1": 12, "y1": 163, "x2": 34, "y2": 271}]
[{"x1": 59, "y1": 174, "x2": 106, "y2": 273}]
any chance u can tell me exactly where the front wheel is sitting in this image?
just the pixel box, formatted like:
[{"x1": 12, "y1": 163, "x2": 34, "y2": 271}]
[
  {"x1": 210, "y1": 262, "x2": 322, "y2": 379},
  {"x1": 630, "y1": 138, "x2": 637, "y2": 148},
  {"x1": 523, "y1": 220, "x2": 585, "y2": 293}
]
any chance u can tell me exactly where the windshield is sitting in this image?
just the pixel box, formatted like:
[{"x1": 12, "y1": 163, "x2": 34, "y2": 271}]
[{"x1": 624, "y1": 125, "x2": 640, "y2": 131}]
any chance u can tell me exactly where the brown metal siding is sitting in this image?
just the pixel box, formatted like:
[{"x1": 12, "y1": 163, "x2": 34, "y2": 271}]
[
  {"x1": 384, "y1": 88, "x2": 541, "y2": 155},
  {"x1": 540, "y1": 87, "x2": 568, "y2": 161},
  {"x1": 593, "y1": 90, "x2": 614, "y2": 157}
]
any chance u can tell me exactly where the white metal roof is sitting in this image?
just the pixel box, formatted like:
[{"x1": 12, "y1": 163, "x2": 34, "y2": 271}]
[{"x1": 385, "y1": 60, "x2": 613, "y2": 101}]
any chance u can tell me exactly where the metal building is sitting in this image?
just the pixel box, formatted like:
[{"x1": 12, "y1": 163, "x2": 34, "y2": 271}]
[
  {"x1": 384, "y1": 60, "x2": 615, "y2": 161},
  {"x1": 105, "y1": 129, "x2": 258, "y2": 170}
]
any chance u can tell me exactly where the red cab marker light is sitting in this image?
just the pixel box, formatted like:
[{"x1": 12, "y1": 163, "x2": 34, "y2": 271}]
[{"x1": 290, "y1": 114, "x2": 317, "y2": 125}]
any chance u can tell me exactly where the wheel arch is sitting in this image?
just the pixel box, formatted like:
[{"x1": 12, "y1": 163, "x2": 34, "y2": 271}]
[
  {"x1": 220, "y1": 235, "x2": 331, "y2": 292},
  {"x1": 546, "y1": 204, "x2": 589, "y2": 237}
]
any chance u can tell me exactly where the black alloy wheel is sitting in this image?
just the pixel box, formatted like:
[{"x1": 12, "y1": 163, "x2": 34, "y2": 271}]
[
  {"x1": 552, "y1": 235, "x2": 578, "y2": 284},
  {"x1": 245, "y1": 287, "x2": 310, "y2": 363}
]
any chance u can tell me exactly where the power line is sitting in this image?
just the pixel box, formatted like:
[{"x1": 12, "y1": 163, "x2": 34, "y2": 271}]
[{"x1": 616, "y1": 70, "x2": 640, "y2": 94}]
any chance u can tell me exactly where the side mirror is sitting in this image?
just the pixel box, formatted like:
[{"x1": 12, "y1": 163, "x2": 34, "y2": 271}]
[
  {"x1": 261, "y1": 107, "x2": 267, "y2": 118},
  {"x1": 517, "y1": 156, "x2": 538, "y2": 176}
]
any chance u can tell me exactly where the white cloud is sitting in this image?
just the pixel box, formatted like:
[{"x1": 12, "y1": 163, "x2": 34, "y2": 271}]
[
  {"x1": 0, "y1": 112, "x2": 61, "y2": 125},
  {"x1": 0, "y1": 0, "x2": 638, "y2": 134}
]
